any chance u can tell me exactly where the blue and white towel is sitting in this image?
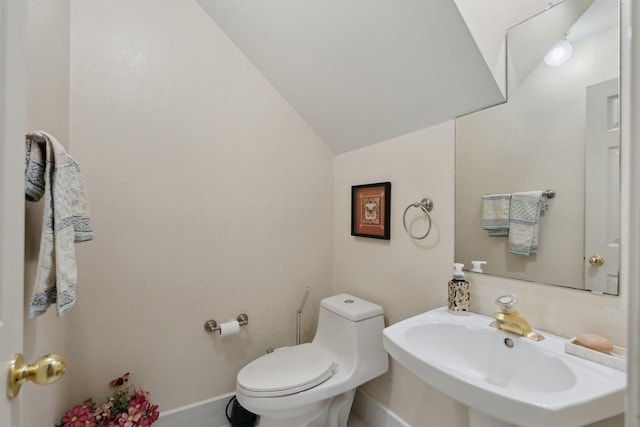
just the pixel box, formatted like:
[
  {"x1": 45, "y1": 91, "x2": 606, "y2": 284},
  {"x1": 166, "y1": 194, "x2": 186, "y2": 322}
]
[
  {"x1": 25, "y1": 131, "x2": 93, "y2": 318},
  {"x1": 482, "y1": 194, "x2": 511, "y2": 237},
  {"x1": 508, "y1": 191, "x2": 548, "y2": 256}
]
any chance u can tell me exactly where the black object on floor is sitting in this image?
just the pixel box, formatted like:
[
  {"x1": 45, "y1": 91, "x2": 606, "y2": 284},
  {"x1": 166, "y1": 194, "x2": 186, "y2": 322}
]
[{"x1": 226, "y1": 395, "x2": 257, "y2": 427}]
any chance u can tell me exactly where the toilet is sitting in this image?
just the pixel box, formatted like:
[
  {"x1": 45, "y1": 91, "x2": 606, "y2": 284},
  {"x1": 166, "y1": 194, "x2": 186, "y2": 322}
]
[{"x1": 235, "y1": 293, "x2": 388, "y2": 427}]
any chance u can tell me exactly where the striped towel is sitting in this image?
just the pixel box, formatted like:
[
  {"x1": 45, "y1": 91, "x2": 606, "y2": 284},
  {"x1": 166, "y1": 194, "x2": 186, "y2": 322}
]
[
  {"x1": 482, "y1": 194, "x2": 511, "y2": 237},
  {"x1": 508, "y1": 191, "x2": 548, "y2": 256},
  {"x1": 25, "y1": 131, "x2": 93, "y2": 318}
]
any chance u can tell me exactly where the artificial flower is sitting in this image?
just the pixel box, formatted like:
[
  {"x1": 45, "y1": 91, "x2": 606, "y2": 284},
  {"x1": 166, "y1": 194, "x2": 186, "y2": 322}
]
[
  {"x1": 57, "y1": 374, "x2": 157, "y2": 427},
  {"x1": 116, "y1": 407, "x2": 141, "y2": 427},
  {"x1": 60, "y1": 405, "x2": 96, "y2": 427},
  {"x1": 144, "y1": 405, "x2": 159, "y2": 423},
  {"x1": 109, "y1": 372, "x2": 130, "y2": 388}
]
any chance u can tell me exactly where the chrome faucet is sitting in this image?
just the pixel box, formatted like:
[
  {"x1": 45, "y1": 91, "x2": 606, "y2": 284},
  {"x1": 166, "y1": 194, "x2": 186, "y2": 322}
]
[{"x1": 489, "y1": 295, "x2": 544, "y2": 341}]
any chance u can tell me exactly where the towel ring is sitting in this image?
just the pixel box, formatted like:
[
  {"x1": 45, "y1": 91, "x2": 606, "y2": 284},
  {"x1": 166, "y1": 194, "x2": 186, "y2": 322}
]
[{"x1": 403, "y1": 198, "x2": 433, "y2": 240}]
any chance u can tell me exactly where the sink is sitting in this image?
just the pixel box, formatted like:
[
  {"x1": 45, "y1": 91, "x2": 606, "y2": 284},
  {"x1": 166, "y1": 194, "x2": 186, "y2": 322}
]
[{"x1": 382, "y1": 307, "x2": 626, "y2": 427}]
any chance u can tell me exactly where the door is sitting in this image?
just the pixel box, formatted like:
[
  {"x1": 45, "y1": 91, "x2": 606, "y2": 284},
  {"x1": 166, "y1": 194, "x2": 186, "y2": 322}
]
[
  {"x1": 584, "y1": 78, "x2": 620, "y2": 294},
  {"x1": 1, "y1": 0, "x2": 26, "y2": 425}
]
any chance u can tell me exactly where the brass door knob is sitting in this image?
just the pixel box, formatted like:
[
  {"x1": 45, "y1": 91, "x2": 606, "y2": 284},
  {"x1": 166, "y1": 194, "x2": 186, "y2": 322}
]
[
  {"x1": 7, "y1": 353, "x2": 66, "y2": 399},
  {"x1": 589, "y1": 255, "x2": 605, "y2": 266}
]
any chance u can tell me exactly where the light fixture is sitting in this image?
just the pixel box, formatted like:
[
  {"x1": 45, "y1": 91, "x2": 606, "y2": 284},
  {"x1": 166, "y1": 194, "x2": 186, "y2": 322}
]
[{"x1": 544, "y1": 38, "x2": 573, "y2": 67}]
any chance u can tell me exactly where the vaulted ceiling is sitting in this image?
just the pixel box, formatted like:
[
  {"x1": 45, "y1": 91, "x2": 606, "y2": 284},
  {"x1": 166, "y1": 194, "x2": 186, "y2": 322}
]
[{"x1": 196, "y1": 0, "x2": 506, "y2": 153}]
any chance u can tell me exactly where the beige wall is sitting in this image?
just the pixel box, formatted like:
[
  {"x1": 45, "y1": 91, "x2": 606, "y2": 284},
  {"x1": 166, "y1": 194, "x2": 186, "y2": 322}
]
[
  {"x1": 24, "y1": 0, "x2": 71, "y2": 425},
  {"x1": 67, "y1": 0, "x2": 334, "y2": 411},
  {"x1": 333, "y1": 122, "x2": 467, "y2": 426}
]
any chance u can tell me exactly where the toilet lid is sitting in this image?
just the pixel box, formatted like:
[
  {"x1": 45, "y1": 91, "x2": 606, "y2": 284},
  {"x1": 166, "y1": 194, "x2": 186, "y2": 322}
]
[{"x1": 237, "y1": 343, "x2": 338, "y2": 397}]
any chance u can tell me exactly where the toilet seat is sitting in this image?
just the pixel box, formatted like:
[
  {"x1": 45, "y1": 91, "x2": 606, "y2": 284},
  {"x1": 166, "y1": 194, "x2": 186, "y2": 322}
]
[{"x1": 237, "y1": 343, "x2": 338, "y2": 397}]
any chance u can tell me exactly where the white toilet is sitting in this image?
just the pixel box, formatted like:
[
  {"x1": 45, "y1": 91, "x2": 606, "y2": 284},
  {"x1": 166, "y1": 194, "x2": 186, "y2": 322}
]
[{"x1": 235, "y1": 293, "x2": 388, "y2": 427}]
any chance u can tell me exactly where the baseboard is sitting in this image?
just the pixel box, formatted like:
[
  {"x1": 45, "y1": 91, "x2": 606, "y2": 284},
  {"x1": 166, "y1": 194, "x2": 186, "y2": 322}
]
[
  {"x1": 153, "y1": 388, "x2": 408, "y2": 427},
  {"x1": 351, "y1": 389, "x2": 410, "y2": 427},
  {"x1": 154, "y1": 392, "x2": 234, "y2": 427}
]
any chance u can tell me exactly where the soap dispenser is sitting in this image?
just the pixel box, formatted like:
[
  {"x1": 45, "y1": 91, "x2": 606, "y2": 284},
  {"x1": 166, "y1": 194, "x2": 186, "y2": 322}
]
[{"x1": 448, "y1": 263, "x2": 470, "y2": 315}]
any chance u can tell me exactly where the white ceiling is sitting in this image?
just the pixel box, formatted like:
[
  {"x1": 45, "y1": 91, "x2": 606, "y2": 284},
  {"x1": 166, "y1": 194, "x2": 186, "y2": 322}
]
[{"x1": 196, "y1": 0, "x2": 505, "y2": 153}]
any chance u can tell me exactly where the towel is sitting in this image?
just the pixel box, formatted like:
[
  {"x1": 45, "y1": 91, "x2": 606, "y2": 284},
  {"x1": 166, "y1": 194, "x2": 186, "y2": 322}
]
[
  {"x1": 25, "y1": 131, "x2": 93, "y2": 318},
  {"x1": 482, "y1": 194, "x2": 511, "y2": 237},
  {"x1": 508, "y1": 191, "x2": 548, "y2": 256}
]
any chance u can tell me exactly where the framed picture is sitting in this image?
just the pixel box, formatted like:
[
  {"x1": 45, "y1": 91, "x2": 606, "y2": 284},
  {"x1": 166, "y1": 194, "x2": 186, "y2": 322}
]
[{"x1": 351, "y1": 182, "x2": 391, "y2": 240}]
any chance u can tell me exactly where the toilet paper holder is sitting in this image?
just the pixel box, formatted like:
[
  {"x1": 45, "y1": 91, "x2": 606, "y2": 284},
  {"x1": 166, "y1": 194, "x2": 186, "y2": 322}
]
[{"x1": 204, "y1": 313, "x2": 249, "y2": 334}]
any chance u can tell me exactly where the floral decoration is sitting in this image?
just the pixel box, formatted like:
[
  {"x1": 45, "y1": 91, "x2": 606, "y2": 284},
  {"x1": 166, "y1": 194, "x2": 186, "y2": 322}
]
[{"x1": 57, "y1": 373, "x2": 159, "y2": 427}]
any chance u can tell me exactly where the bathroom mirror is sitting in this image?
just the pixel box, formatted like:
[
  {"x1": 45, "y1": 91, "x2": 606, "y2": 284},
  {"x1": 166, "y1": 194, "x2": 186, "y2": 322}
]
[{"x1": 455, "y1": 0, "x2": 620, "y2": 294}]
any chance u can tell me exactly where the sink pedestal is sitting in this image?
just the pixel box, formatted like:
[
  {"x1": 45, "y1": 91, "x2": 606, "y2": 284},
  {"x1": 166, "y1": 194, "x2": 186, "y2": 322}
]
[{"x1": 469, "y1": 408, "x2": 517, "y2": 427}]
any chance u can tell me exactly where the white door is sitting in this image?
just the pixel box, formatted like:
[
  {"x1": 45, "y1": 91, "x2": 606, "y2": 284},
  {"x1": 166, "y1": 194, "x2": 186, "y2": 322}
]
[
  {"x1": 584, "y1": 78, "x2": 620, "y2": 294},
  {"x1": 1, "y1": 0, "x2": 26, "y2": 425}
]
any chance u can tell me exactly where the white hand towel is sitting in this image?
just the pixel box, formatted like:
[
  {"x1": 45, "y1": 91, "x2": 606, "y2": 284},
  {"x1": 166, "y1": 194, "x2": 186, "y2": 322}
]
[
  {"x1": 25, "y1": 131, "x2": 93, "y2": 318},
  {"x1": 508, "y1": 191, "x2": 548, "y2": 256},
  {"x1": 482, "y1": 194, "x2": 511, "y2": 237}
]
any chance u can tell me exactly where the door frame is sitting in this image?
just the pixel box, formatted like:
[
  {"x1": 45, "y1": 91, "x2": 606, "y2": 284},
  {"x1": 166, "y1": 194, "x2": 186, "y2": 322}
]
[
  {"x1": 0, "y1": 0, "x2": 26, "y2": 424},
  {"x1": 623, "y1": 1, "x2": 640, "y2": 425}
]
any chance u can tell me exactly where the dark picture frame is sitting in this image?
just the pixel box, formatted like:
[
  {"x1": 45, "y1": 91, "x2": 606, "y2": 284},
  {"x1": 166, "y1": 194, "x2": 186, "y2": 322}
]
[{"x1": 351, "y1": 182, "x2": 391, "y2": 240}]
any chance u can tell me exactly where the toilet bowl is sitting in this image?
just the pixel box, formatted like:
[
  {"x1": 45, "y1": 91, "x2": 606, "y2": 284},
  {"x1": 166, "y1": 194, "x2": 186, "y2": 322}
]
[{"x1": 235, "y1": 293, "x2": 388, "y2": 427}]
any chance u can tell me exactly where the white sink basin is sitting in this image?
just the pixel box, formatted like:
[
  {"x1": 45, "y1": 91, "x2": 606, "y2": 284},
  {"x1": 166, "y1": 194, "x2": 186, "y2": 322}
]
[{"x1": 382, "y1": 307, "x2": 626, "y2": 427}]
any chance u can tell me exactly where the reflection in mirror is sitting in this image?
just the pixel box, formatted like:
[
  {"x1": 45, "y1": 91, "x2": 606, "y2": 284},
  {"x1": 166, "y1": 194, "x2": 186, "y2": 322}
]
[{"x1": 455, "y1": 0, "x2": 619, "y2": 294}]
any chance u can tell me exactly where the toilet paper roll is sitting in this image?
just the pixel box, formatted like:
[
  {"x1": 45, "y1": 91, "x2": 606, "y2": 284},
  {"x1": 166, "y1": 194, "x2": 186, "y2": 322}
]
[{"x1": 219, "y1": 319, "x2": 241, "y2": 337}]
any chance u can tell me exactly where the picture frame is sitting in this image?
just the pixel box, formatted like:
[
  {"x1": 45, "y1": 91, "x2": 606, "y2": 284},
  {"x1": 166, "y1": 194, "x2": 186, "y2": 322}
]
[{"x1": 351, "y1": 182, "x2": 391, "y2": 240}]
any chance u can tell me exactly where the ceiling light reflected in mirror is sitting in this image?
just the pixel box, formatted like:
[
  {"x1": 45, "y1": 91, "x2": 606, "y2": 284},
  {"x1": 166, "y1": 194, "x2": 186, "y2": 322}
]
[{"x1": 544, "y1": 39, "x2": 573, "y2": 67}]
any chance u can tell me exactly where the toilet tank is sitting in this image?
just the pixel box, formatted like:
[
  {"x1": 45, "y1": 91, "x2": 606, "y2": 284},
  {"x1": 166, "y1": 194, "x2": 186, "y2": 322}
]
[
  {"x1": 319, "y1": 294, "x2": 384, "y2": 321},
  {"x1": 312, "y1": 294, "x2": 388, "y2": 384}
]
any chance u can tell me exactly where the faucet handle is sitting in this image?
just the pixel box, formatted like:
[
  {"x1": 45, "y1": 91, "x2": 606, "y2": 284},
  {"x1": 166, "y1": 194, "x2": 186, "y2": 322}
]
[{"x1": 495, "y1": 294, "x2": 518, "y2": 313}]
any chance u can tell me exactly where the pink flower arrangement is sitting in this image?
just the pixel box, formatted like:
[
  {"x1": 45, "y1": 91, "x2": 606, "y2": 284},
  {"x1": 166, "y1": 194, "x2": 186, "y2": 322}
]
[{"x1": 57, "y1": 373, "x2": 159, "y2": 427}]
